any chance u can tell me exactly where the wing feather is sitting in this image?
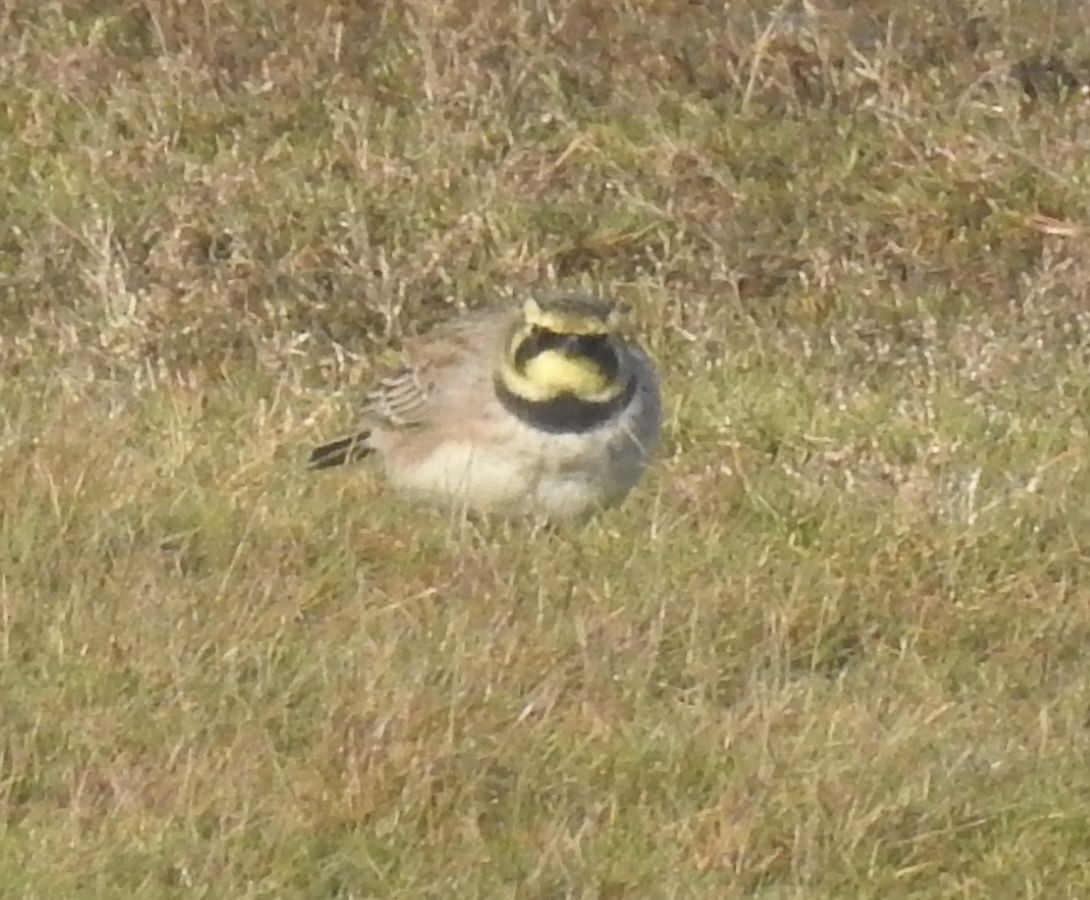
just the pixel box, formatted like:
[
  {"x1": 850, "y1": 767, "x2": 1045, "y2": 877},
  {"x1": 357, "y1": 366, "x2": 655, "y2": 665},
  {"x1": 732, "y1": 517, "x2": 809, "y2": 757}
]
[
  {"x1": 362, "y1": 365, "x2": 433, "y2": 429},
  {"x1": 356, "y1": 304, "x2": 514, "y2": 431}
]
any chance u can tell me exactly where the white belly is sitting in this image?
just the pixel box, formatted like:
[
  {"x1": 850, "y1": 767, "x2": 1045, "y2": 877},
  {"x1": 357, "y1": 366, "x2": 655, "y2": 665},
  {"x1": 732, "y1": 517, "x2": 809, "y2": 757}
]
[
  {"x1": 387, "y1": 432, "x2": 632, "y2": 518},
  {"x1": 388, "y1": 441, "x2": 532, "y2": 508}
]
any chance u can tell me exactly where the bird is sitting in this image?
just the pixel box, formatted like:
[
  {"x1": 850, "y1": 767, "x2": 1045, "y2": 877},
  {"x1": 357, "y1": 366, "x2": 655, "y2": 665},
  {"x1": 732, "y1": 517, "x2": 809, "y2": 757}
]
[{"x1": 307, "y1": 291, "x2": 662, "y2": 519}]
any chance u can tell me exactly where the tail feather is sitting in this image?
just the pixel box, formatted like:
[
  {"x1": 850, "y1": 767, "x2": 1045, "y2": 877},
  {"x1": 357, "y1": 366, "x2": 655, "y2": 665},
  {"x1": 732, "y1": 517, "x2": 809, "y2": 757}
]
[{"x1": 308, "y1": 431, "x2": 373, "y2": 470}]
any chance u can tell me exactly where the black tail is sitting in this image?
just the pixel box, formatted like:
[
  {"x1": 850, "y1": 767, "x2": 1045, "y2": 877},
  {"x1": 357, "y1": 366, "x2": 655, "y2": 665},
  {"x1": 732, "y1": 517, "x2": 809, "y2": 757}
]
[{"x1": 308, "y1": 431, "x2": 373, "y2": 470}]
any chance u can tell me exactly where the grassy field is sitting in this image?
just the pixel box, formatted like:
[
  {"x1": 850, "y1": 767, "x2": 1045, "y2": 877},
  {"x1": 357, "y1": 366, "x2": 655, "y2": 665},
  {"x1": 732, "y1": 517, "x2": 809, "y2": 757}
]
[{"x1": 3, "y1": 1, "x2": 1090, "y2": 896}]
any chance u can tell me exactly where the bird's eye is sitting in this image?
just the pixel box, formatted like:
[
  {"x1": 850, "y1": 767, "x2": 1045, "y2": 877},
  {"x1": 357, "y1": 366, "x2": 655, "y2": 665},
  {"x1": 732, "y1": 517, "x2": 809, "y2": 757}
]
[{"x1": 530, "y1": 326, "x2": 564, "y2": 348}]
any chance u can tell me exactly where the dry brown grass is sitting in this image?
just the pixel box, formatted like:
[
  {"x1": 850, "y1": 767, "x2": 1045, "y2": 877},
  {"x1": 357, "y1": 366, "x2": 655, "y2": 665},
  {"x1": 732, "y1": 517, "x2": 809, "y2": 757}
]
[{"x1": 4, "y1": 1, "x2": 1090, "y2": 896}]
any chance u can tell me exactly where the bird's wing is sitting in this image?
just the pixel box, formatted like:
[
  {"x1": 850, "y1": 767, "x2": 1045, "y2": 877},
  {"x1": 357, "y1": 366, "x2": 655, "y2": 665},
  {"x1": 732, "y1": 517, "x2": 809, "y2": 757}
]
[
  {"x1": 360, "y1": 364, "x2": 436, "y2": 429},
  {"x1": 360, "y1": 309, "x2": 507, "y2": 430},
  {"x1": 354, "y1": 302, "x2": 516, "y2": 433}
]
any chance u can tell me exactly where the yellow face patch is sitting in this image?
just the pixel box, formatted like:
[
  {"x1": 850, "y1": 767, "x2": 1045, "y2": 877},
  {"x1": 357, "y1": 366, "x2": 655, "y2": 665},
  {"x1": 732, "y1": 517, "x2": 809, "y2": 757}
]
[
  {"x1": 525, "y1": 350, "x2": 611, "y2": 396},
  {"x1": 499, "y1": 349, "x2": 623, "y2": 404}
]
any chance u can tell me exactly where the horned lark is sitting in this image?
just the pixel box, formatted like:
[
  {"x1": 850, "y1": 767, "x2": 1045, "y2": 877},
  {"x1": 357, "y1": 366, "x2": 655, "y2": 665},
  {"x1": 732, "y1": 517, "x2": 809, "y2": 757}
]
[{"x1": 308, "y1": 291, "x2": 662, "y2": 518}]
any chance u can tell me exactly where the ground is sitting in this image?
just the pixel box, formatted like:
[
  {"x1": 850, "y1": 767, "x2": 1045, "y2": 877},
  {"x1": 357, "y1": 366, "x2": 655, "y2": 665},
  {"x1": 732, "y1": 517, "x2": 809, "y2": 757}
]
[{"x1": 3, "y1": 1, "x2": 1090, "y2": 897}]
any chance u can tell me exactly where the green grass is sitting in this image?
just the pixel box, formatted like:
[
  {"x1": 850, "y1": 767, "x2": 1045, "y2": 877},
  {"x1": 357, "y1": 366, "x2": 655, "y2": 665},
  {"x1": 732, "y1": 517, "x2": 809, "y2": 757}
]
[{"x1": 4, "y1": 1, "x2": 1090, "y2": 896}]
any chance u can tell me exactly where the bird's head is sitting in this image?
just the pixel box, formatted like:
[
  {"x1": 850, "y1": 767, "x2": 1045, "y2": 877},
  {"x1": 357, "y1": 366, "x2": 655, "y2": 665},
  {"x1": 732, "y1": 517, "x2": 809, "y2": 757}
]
[{"x1": 498, "y1": 293, "x2": 626, "y2": 404}]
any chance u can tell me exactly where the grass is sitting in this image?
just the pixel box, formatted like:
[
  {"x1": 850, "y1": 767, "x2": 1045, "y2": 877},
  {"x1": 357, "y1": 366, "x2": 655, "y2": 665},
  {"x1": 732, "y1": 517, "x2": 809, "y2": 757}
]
[{"x1": 3, "y1": 0, "x2": 1090, "y2": 896}]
